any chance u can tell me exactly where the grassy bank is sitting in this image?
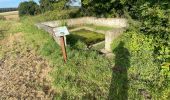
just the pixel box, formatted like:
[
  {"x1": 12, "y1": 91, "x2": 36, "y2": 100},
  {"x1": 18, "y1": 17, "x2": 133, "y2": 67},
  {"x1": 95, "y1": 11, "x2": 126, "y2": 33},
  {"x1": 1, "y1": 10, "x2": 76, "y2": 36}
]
[
  {"x1": 20, "y1": 18, "x2": 115, "y2": 99},
  {"x1": 24, "y1": 16, "x2": 170, "y2": 99},
  {"x1": 0, "y1": 14, "x2": 169, "y2": 99}
]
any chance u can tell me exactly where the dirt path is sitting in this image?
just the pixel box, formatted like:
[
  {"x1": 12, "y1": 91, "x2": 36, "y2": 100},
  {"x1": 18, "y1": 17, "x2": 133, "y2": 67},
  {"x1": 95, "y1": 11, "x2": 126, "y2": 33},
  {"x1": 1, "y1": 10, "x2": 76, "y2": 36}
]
[{"x1": 0, "y1": 33, "x2": 55, "y2": 100}]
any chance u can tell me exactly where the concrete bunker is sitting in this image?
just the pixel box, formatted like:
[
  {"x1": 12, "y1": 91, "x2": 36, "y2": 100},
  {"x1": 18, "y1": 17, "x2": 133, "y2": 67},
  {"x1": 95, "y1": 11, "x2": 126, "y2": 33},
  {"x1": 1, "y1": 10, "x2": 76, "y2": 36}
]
[{"x1": 36, "y1": 17, "x2": 127, "y2": 52}]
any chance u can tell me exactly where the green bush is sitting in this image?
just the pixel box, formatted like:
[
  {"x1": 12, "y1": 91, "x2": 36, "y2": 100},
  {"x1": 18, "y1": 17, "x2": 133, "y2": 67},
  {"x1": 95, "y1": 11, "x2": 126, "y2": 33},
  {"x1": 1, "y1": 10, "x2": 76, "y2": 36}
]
[
  {"x1": 39, "y1": 0, "x2": 56, "y2": 13},
  {"x1": 111, "y1": 29, "x2": 169, "y2": 99},
  {"x1": 18, "y1": 1, "x2": 40, "y2": 16}
]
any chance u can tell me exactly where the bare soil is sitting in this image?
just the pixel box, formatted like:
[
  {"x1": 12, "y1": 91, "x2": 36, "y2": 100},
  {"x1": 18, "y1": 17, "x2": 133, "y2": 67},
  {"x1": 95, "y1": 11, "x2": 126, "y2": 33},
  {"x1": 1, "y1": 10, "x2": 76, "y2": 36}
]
[{"x1": 0, "y1": 33, "x2": 56, "y2": 100}]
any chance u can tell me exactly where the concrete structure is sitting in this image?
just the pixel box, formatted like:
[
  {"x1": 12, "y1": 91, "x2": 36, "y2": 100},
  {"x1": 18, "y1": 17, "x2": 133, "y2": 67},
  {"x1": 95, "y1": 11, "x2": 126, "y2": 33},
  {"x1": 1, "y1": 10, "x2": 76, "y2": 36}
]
[{"x1": 36, "y1": 17, "x2": 128, "y2": 52}]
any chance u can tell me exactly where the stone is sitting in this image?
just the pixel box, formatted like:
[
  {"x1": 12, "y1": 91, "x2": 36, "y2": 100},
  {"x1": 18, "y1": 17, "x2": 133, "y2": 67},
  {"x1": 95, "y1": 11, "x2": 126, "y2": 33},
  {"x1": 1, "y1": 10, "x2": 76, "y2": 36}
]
[{"x1": 36, "y1": 17, "x2": 127, "y2": 52}]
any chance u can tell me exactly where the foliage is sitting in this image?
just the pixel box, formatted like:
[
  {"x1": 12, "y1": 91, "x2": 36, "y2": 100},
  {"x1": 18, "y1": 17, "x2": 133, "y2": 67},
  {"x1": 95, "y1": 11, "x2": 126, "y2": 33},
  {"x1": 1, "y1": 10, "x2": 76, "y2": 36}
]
[
  {"x1": 52, "y1": 0, "x2": 67, "y2": 10},
  {"x1": 129, "y1": 1, "x2": 170, "y2": 81},
  {"x1": 17, "y1": 18, "x2": 113, "y2": 99},
  {"x1": 18, "y1": 1, "x2": 40, "y2": 16},
  {"x1": 39, "y1": 0, "x2": 56, "y2": 13},
  {"x1": 16, "y1": 0, "x2": 170, "y2": 99},
  {"x1": 111, "y1": 30, "x2": 169, "y2": 99},
  {"x1": 80, "y1": 0, "x2": 128, "y2": 17}
]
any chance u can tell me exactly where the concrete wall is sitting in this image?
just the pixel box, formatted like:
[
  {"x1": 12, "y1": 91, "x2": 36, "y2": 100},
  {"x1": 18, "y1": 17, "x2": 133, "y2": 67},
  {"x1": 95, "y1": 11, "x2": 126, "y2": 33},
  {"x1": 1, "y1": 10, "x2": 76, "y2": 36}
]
[
  {"x1": 105, "y1": 28, "x2": 125, "y2": 52},
  {"x1": 67, "y1": 17, "x2": 127, "y2": 28},
  {"x1": 36, "y1": 23, "x2": 61, "y2": 45},
  {"x1": 41, "y1": 17, "x2": 128, "y2": 28},
  {"x1": 36, "y1": 17, "x2": 128, "y2": 52}
]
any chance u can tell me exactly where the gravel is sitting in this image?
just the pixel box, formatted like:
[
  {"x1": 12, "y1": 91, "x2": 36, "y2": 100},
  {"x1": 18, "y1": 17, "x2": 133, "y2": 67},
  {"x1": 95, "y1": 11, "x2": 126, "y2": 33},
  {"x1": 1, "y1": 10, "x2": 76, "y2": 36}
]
[{"x1": 0, "y1": 33, "x2": 56, "y2": 100}]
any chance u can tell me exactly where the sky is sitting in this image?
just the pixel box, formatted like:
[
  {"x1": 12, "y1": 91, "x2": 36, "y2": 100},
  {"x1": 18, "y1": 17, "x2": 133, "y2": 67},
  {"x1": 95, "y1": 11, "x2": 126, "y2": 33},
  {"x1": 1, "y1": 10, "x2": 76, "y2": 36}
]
[{"x1": 0, "y1": 0, "x2": 39, "y2": 8}]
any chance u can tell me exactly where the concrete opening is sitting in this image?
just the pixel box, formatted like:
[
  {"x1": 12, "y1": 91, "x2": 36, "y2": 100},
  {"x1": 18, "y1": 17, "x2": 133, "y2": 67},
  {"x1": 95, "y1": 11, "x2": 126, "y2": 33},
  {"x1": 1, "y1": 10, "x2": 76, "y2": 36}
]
[{"x1": 36, "y1": 17, "x2": 127, "y2": 53}]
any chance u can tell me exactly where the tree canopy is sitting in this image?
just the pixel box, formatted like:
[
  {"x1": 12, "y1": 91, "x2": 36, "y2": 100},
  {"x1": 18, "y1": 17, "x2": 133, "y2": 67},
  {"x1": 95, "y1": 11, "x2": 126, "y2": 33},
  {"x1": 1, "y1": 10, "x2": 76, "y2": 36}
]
[{"x1": 18, "y1": 1, "x2": 40, "y2": 16}]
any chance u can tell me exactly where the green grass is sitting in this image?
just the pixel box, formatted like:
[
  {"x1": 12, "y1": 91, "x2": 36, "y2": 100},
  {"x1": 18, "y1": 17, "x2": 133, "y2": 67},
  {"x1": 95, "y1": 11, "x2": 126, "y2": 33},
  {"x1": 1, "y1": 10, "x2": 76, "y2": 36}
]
[
  {"x1": 17, "y1": 17, "x2": 114, "y2": 99},
  {"x1": 68, "y1": 24, "x2": 115, "y2": 31},
  {"x1": 18, "y1": 17, "x2": 142, "y2": 99},
  {"x1": 85, "y1": 24, "x2": 115, "y2": 31},
  {"x1": 1, "y1": 13, "x2": 169, "y2": 99},
  {"x1": 67, "y1": 29, "x2": 105, "y2": 46}
]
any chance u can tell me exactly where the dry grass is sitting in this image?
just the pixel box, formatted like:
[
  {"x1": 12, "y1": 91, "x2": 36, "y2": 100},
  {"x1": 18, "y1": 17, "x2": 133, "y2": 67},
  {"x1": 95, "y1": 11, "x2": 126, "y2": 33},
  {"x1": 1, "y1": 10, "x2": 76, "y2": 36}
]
[
  {"x1": 0, "y1": 11, "x2": 19, "y2": 20},
  {"x1": 0, "y1": 32, "x2": 56, "y2": 99}
]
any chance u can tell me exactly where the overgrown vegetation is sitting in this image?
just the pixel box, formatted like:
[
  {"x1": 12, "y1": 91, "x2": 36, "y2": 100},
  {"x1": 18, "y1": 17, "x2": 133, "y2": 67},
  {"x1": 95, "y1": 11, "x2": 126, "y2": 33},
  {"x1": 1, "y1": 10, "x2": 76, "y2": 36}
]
[
  {"x1": 39, "y1": 0, "x2": 56, "y2": 13},
  {"x1": 16, "y1": 15, "x2": 169, "y2": 100},
  {"x1": 18, "y1": 1, "x2": 40, "y2": 16},
  {"x1": 68, "y1": 24, "x2": 115, "y2": 31},
  {"x1": 1, "y1": 0, "x2": 169, "y2": 99}
]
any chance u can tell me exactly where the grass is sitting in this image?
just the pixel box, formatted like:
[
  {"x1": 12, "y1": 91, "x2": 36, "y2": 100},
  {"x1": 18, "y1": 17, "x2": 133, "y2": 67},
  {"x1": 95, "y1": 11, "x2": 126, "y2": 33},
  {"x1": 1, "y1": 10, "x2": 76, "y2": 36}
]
[
  {"x1": 68, "y1": 24, "x2": 115, "y2": 31},
  {"x1": 1, "y1": 11, "x2": 169, "y2": 99},
  {"x1": 85, "y1": 24, "x2": 115, "y2": 31},
  {"x1": 17, "y1": 18, "x2": 114, "y2": 99},
  {"x1": 0, "y1": 11, "x2": 19, "y2": 20},
  {"x1": 0, "y1": 11, "x2": 18, "y2": 16},
  {"x1": 67, "y1": 29, "x2": 105, "y2": 46},
  {"x1": 16, "y1": 17, "x2": 142, "y2": 99}
]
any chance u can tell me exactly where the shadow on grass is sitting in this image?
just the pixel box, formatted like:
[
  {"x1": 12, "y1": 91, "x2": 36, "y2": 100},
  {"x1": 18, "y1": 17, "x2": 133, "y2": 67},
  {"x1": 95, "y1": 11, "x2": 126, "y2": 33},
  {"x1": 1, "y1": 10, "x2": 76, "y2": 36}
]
[
  {"x1": 67, "y1": 34, "x2": 86, "y2": 46},
  {"x1": 67, "y1": 33, "x2": 105, "y2": 48},
  {"x1": 108, "y1": 41, "x2": 130, "y2": 100}
]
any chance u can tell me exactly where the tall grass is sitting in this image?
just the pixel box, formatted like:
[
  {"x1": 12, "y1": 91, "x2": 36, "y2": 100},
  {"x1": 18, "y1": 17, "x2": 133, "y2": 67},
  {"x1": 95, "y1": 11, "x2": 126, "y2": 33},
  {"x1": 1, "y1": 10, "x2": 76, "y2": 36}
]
[
  {"x1": 1, "y1": 11, "x2": 168, "y2": 99},
  {"x1": 19, "y1": 17, "x2": 115, "y2": 99}
]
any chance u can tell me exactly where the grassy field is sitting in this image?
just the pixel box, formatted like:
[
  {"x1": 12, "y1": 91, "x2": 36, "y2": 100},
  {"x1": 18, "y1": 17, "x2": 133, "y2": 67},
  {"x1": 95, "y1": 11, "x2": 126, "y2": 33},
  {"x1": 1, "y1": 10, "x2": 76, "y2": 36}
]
[{"x1": 0, "y1": 11, "x2": 19, "y2": 20}]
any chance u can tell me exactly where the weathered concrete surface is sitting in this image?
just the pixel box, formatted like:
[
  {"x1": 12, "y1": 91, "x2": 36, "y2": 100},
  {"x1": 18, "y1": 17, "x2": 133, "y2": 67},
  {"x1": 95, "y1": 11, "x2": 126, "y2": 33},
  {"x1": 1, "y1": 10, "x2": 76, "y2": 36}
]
[
  {"x1": 36, "y1": 17, "x2": 128, "y2": 52},
  {"x1": 36, "y1": 23, "x2": 66, "y2": 46},
  {"x1": 69, "y1": 26, "x2": 105, "y2": 34},
  {"x1": 105, "y1": 28, "x2": 125, "y2": 52},
  {"x1": 41, "y1": 17, "x2": 128, "y2": 28}
]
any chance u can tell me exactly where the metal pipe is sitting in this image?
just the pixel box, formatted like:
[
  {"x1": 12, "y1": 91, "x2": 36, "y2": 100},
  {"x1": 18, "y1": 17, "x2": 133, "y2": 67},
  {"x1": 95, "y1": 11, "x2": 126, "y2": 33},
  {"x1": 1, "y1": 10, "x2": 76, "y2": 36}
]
[{"x1": 60, "y1": 36, "x2": 67, "y2": 63}]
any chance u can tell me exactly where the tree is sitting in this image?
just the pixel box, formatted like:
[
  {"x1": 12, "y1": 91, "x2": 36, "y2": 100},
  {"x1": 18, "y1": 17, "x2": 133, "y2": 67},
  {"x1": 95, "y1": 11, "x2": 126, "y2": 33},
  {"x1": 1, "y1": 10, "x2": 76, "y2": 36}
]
[
  {"x1": 39, "y1": 0, "x2": 56, "y2": 13},
  {"x1": 18, "y1": 1, "x2": 40, "y2": 16}
]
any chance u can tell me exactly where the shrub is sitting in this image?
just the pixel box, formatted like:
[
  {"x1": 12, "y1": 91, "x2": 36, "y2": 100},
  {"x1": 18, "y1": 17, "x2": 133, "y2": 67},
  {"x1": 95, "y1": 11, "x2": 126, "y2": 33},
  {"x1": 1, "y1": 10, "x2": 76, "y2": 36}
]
[
  {"x1": 39, "y1": 0, "x2": 56, "y2": 13},
  {"x1": 18, "y1": 1, "x2": 40, "y2": 16},
  {"x1": 111, "y1": 29, "x2": 169, "y2": 99}
]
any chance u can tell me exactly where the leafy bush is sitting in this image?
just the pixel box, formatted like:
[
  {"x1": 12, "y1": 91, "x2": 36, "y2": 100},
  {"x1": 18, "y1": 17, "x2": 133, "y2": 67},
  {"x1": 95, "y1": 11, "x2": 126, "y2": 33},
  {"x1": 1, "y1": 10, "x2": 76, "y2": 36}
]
[
  {"x1": 39, "y1": 0, "x2": 56, "y2": 13},
  {"x1": 52, "y1": 0, "x2": 67, "y2": 10},
  {"x1": 30, "y1": 9, "x2": 78, "y2": 22},
  {"x1": 111, "y1": 28, "x2": 169, "y2": 99},
  {"x1": 129, "y1": 1, "x2": 170, "y2": 84},
  {"x1": 18, "y1": 1, "x2": 40, "y2": 16}
]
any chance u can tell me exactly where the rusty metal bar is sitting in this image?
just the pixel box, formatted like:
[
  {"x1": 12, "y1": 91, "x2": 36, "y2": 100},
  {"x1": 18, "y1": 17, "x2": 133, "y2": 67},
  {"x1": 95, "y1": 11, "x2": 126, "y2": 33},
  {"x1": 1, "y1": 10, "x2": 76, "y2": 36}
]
[{"x1": 60, "y1": 36, "x2": 67, "y2": 63}]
